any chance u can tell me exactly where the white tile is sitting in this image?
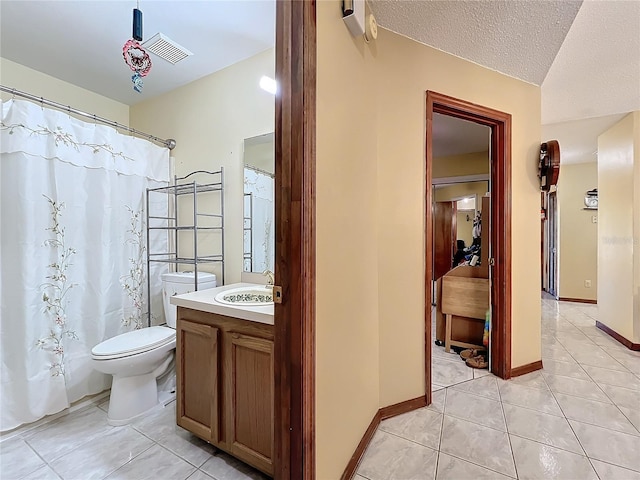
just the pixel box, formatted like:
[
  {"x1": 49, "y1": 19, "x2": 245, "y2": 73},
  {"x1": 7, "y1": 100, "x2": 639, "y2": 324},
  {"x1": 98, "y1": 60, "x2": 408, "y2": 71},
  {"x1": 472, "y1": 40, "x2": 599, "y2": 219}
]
[
  {"x1": 379, "y1": 407, "x2": 442, "y2": 449},
  {"x1": 509, "y1": 435, "x2": 597, "y2": 480},
  {"x1": 554, "y1": 393, "x2": 638, "y2": 435},
  {"x1": 543, "y1": 373, "x2": 611, "y2": 402},
  {"x1": 0, "y1": 438, "x2": 46, "y2": 479},
  {"x1": 607, "y1": 351, "x2": 640, "y2": 376},
  {"x1": 541, "y1": 359, "x2": 590, "y2": 380},
  {"x1": 618, "y1": 406, "x2": 640, "y2": 434},
  {"x1": 432, "y1": 383, "x2": 446, "y2": 392},
  {"x1": 435, "y1": 452, "x2": 513, "y2": 479},
  {"x1": 542, "y1": 344, "x2": 576, "y2": 363},
  {"x1": 49, "y1": 426, "x2": 154, "y2": 480},
  {"x1": 132, "y1": 404, "x2": 216, "y2": 467},
  {"x1": 502, "y1": 403, "x2": 583, "y2": 454},
  {"x1": 444, "y1": 390, "x2": 506, "y2": 431},
  {"x1": 450, "y1": 376, "x2": 499, "y2": 400},
  {"x1": 473, "y1": 368, "x2": 492, "y2": 379},
  {"x1": 186, "y1": 471, "x2": 215, "y2": 480},
  {"x1": 582, "y1": 364, "x2": 640, "y2": 390},
  {"x1": 200, "y1": 452, "x2": 268, "y2": 480},
  {"x1": 570, "y1": 420, "x2": 640, "y2": 472},
  {"x1": 105, "y1": 444, "x2": 196, "y2": 480},
  {"x1": 21, "y1": 465, "x2": 62, "y2": 480},
  {"x1": 428, "y1": 389, "x2": 446, "y2": 414},
  {"x1": 590, "y1": 459, "x2": 640, "y2": 480},
  {"x1": 440, "y1": 415, "x2": 516, "y2": 477},
  {"x1": 432, "y1": 358, "x2": 473, "y2": 387},
  {"x1": 508, "y1": 371, "x2": 549, "y2": 391},
  {"x1": 498, "y1": 382, "x2": 564, "y2": 416},
  {"x1": 599, "y1": 384, "x2": 640, "y2": 411},
  {"x1": 569, "y1": 348, "x2": 631, "y2": 373},
  {"x1": 24, "y1": 407, "x2": 112, "y2": 462},
  {"x1": 356, "y1": 430, "x2": 438, "y2": 480}
]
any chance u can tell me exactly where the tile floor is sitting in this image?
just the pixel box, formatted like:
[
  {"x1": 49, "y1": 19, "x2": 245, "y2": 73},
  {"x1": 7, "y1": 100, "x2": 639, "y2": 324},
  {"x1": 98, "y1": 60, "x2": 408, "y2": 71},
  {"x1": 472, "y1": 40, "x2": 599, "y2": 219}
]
[
  {"x1": 2, "y1": 298, "x2": 639, "y2": 480},
  {"x1": 357, "y1": 299, "x2": 640, "y2": 480},
  {"x1": 0, "y1": 399, "x2": 267, "y2": 480}
]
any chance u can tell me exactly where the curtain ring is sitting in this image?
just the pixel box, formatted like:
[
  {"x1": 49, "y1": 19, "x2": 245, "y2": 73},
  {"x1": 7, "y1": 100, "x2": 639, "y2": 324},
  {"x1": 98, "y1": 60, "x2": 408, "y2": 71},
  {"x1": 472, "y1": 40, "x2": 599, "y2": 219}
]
[{"x1": 40, "y1": 97, "x2": 44, "y2": 110}]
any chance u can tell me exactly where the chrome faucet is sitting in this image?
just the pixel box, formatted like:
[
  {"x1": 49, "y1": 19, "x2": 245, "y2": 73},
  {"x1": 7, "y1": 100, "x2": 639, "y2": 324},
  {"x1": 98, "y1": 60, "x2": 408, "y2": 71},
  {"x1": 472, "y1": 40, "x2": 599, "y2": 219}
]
[{"x1": 263, "y1": 269, "x2": 275, "y2": 286}]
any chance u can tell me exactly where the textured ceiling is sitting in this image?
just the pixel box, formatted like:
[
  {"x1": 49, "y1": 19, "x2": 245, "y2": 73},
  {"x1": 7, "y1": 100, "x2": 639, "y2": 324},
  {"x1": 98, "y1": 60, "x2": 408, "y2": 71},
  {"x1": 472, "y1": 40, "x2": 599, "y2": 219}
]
[
  {"x1": 370, "y1": 0, "x2": 582, "y2": 85},
  {"x1": 541, "y1": 0, "x2": 640, "y2": 125},
  {"x1": 0, "y1": 1, "x2": 275, "y2": 105},
  {"x1": 542, "y1": 113, "x2": 626, "y2": 165}
]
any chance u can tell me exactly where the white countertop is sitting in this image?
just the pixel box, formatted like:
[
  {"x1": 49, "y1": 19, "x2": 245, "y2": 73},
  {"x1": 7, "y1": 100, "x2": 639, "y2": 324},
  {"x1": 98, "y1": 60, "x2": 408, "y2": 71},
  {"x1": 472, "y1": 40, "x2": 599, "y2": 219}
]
[{"x1": 170, "y1": 282, "x2": 274, "y2": 326}]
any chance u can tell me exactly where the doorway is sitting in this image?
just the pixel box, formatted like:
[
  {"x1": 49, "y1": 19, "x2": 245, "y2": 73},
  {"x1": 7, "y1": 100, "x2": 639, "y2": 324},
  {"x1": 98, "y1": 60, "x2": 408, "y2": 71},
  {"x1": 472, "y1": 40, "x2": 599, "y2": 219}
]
[
  {"x1": 544, "y1": 191, "x2": 559, "y2": 298},
  {"x1": 425, "y1": 92, "x2": 513, "y2": 401}
]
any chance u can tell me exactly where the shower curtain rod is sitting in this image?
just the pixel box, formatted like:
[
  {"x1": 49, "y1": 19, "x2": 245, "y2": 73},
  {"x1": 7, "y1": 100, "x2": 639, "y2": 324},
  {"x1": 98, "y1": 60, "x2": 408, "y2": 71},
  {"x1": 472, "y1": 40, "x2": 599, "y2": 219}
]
[{"x1": 0, "y1": 85, "x2": 176, "y2": 150}]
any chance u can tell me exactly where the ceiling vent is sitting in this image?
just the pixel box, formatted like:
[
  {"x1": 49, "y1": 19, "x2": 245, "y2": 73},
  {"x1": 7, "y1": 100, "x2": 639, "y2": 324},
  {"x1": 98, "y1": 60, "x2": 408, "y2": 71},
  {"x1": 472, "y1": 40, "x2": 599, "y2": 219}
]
[{"x1": 142, "y1": 33, "x2": 193, "y2": 65}]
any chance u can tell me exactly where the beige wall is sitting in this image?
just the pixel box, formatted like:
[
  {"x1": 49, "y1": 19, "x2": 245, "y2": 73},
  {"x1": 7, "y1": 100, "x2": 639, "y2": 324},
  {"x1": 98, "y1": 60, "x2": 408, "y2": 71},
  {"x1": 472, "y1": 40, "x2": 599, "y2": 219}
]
[
  {"x1": 557, "y1": 163, "x2": 598, "y2": 301},
  {"x1": 434, "y1": 182, "x2": 489, "y2": 210},
  {"x1": 316, "y1": 4, "x2": 380, "y2": 479},
  {"x1": 597, "y1": 113, "x2": 640, "y2": 341},
  {"x1": 433, "y1": 150, "x2": 490, "y2": 178},
  {"x1": 0, "y1": 58, "x2": 129, "y2": 125},
  {"x1": 130, "y1": 49, "x2": 275, "y2": 285},
  {"x1": 375, "y1": 26, "x2": 541, "y2": 407},
  {"x1": 317, "y1": 1, "x2": 541, "y2": 477}
]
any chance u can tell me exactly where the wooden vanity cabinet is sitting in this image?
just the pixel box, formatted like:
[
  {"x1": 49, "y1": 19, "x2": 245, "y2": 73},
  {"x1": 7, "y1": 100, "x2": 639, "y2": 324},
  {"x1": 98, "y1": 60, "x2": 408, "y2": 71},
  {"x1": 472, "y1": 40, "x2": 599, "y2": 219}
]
[{"x1": 176, "y1": 307, "x2": 274, "y2": 476}]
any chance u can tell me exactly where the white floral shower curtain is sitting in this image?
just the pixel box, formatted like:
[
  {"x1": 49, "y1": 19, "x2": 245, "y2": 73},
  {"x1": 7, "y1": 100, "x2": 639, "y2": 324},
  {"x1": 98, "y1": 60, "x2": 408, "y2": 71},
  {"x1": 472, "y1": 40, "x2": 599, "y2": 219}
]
[
  {"x1": 0, "y1": 100, "x2": 169, "y2": 431},
  {"x1": 243, "y1": 167, "x2": 274, "y2": 272}
]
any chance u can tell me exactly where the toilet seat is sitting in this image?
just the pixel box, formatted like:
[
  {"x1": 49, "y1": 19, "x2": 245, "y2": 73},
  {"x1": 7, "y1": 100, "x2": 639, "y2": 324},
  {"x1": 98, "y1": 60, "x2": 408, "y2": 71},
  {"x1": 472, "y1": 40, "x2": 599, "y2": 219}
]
[{"x1": 92, "y1": 326, "x2": 175, "y2": 360}]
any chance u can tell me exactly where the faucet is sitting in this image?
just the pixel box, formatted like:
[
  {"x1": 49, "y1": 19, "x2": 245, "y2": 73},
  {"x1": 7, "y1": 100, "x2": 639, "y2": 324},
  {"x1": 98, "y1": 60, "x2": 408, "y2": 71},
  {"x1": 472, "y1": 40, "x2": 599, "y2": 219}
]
[{"x1": 263, "y1": 269, "x2": 275, "y2": 286}]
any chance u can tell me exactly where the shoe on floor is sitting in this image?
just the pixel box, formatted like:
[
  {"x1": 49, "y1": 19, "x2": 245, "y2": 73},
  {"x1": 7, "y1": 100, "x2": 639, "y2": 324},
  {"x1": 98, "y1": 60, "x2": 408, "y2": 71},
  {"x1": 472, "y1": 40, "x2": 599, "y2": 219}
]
[{"x1": 466, "y1": 354, "x2": 488, "y2": 369}]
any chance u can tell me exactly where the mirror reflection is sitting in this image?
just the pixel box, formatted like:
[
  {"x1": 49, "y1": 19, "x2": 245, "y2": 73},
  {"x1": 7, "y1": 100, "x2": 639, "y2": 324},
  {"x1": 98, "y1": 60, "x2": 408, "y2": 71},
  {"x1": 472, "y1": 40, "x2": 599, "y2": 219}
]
[{"x1": 243, "y1": 132, "x2": 275, "y2": 273}]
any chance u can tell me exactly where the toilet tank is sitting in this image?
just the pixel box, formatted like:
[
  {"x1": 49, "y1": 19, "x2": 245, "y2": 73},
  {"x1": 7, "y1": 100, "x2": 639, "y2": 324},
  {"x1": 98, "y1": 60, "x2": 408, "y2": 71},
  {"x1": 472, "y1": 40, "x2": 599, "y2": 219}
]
[{"x1": 161, "y1": 271, "x2": 217, "y2": 328}]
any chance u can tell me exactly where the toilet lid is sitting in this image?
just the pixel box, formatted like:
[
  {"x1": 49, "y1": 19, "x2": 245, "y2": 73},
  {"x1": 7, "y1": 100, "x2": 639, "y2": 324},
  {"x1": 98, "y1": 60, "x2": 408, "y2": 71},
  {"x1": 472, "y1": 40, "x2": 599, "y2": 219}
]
[{"x1": 92, "y1": 326, "x2": 175, "y2": 358}]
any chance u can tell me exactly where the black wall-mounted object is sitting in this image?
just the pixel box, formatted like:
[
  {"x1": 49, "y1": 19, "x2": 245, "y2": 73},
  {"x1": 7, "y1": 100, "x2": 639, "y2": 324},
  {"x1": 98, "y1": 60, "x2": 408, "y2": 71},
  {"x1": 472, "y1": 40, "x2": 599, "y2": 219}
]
[{"x1": 133, "y1": 8, "x2": 143, "y2": 41}]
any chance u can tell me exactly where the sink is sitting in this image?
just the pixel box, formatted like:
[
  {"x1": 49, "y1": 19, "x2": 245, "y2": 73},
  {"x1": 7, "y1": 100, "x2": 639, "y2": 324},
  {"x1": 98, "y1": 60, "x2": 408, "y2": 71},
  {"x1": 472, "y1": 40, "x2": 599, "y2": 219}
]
[{"x1": 214, "y1": 286, "x2": 274, "y2": 306}]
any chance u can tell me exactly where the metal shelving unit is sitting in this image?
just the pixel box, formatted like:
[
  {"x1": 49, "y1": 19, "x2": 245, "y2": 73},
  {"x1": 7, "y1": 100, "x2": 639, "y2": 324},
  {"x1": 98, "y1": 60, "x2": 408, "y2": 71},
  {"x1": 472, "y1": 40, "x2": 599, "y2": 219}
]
[
  {"x1": 243, "y1": 192, "x2": 253, "y2": 272},
  {"x1": 146, "y1": 169, "x2": 224, "y2": 325}
]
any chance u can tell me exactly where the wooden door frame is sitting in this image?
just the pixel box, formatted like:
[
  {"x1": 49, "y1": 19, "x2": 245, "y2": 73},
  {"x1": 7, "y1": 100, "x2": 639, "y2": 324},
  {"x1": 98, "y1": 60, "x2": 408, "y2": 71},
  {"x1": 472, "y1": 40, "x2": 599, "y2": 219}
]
[
  {"x1": 425, "y1": 91, "x2": 512, "y2": 387},
  {"x1": 273, "y1": 0, "x2": 316, "y2": 479}
]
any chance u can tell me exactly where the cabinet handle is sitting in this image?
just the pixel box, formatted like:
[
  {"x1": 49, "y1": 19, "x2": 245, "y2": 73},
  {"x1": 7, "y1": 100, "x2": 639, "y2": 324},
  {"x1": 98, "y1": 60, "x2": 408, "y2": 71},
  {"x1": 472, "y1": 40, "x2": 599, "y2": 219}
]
[{"x1": 231, "y1": 333, "x2": 241, "y2": 339}]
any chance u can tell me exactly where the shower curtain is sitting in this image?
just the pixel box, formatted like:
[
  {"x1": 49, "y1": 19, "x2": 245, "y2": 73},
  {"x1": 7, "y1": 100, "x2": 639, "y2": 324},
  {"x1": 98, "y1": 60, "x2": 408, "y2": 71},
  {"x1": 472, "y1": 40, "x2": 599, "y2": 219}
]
[
  {"x1": 0, "y1": 99, "x2": 169, "y2": 431},
  {"x1": 243, "y1": 167, "x2": 274, "y2": 272}
]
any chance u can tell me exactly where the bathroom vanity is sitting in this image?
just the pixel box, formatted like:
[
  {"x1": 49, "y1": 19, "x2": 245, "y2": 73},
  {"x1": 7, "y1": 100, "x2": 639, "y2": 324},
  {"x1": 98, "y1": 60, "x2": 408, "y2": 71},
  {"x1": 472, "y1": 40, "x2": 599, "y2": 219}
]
[{"x1": 171, "y1": 284, "x2": 274, "y2": 477}]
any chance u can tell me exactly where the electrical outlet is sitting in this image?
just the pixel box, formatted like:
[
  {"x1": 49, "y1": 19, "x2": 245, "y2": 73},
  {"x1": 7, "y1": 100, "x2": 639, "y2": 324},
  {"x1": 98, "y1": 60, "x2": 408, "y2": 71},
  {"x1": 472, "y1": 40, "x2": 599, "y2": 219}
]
[
  {"x1": 592, "y1": 215, "x2": 597, "y2": 224},
  {"x1": 584, "y1": 280, "x2": 592, "y2": 288}
]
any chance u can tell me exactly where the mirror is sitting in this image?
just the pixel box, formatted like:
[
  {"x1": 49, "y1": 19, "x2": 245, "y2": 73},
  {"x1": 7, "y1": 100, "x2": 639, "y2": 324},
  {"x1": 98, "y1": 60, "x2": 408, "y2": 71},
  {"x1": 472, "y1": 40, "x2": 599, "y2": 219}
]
[{"x1": 243, "y1": 132, "x2": 275, "y2": 273}]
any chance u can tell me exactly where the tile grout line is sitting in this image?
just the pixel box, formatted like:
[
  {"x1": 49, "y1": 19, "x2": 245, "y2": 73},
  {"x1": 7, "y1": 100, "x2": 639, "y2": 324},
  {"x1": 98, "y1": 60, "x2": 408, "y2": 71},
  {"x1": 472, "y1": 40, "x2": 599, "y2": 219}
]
[
  {"x1": 540, "y1": 334, "x2": 610, "y2": 477},
  {"x1": 497, "y1": 376, "x2": 519, "y2": 479},
  {"x1": 552, "y1": 324, "x2": 640, "y2": 437},
  {"x1": 433, "y1": 386, "x2": 448, "y2": 479}
]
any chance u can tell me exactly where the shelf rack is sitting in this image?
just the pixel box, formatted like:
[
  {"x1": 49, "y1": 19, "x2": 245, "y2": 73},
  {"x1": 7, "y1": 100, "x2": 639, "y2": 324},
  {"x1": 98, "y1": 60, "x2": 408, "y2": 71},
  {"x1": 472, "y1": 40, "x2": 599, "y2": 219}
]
[{"x1": 146, "y1": 169, "x2": 224, "y2": 325}]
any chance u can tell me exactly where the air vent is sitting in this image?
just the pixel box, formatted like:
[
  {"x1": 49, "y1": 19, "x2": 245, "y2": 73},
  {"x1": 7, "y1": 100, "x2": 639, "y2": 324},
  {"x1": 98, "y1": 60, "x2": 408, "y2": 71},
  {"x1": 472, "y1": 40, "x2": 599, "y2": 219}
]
[{"x1": 142, "y1": 33, "x2": 193, "y2": 65}]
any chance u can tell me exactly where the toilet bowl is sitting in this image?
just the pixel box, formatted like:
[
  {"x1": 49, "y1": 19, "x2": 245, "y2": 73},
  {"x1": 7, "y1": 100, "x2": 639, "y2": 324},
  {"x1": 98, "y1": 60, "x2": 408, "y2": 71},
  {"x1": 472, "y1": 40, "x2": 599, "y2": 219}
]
[
  {"x1": 92, "y1": 271, "x2": 216, "y2": 426},
  {"x1": 91, "y1": 326, "x2": 176, "y2": 426}
]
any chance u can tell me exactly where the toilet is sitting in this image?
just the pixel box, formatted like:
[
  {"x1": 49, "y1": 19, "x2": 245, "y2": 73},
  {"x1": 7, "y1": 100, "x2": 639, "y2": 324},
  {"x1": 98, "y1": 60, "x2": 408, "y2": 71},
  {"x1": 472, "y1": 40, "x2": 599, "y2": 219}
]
[{"x1": 91, "y1": 271, "x2": 217, "y2": 425}]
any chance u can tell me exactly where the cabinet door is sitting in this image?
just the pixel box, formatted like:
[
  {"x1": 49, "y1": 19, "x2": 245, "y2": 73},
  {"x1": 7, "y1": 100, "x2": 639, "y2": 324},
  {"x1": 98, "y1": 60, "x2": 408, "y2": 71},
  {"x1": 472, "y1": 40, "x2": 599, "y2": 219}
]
[
  {"x1": 226, "y1": 333, "x2": 274, "y2": 475},
  {"x1": 176, "y1": 319, "x2": 221, "y2": 444}
]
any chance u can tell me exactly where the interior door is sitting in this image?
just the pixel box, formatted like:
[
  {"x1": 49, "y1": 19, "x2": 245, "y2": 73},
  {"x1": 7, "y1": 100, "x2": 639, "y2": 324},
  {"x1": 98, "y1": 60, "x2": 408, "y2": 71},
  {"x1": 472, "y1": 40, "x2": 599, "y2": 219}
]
[
  {"x1": 433, "y1": 201, "x2": 457, "y2": 281},
  {"x1": 548, "y1": 191, "x2": 558, "y2": 297}
]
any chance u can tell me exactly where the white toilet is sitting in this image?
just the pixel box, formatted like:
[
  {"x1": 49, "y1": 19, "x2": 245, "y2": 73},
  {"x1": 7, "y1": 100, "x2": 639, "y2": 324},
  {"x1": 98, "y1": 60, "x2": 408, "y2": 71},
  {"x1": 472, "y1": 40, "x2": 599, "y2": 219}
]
[{"x1": 91, "y1": 271, "x2": 216, "y2": 425}]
